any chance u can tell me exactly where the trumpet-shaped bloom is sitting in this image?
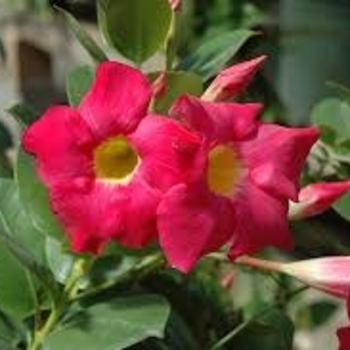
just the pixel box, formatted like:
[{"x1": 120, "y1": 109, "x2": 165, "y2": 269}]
[
  {"x1": 23, "y1": 62, "x2": 202, "y2": 253},
  {"x1": 288, "y1": 181, "x2": 350, "y2": 220},
  {"x1": 202, "y1": 56, "x2": 267, "y2": 102},
  {"x1": 158, "y1": 95, "x2": 319, "y2": 272}
]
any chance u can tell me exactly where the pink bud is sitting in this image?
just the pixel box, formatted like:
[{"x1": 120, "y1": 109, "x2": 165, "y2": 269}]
[
  {"x1": 220, "y1": 270, "x2": 237, "y2": 289},
  {"x1": 169, "y1": 0, "x2": 181, "y2": 11},
  {"x1": 237, "y1": 255, "x2": 350, "y2": 298},
  {"x1": 288, "y1": 181, "x2": 350, "y2": 220},
  {"x1": 152, "y1": 72, "x2": 167, "y2": 100},
  {"x1": 282, "y1": 257, "x2": 350, "y2": 298},
  {"x1": 201, "y1": 56, "x2": 267, "y2": 102}
]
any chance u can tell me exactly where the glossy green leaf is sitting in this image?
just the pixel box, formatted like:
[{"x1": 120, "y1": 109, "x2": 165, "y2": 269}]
[
  {"x1": 98, "y1": 0, "x2": 172, "y2": 63},
  {"x1": 45, "y1": 237, "x2": 74, "y2": 284},
  {"x1": 0, "y1": 245, "x2": 36, "y2": 321},
  {"x1": 15, "y1": 149, "x2": 65, "y2": 240},
  {"x1": 0, "y1": 179, "x2": 46, "y2": 265},
  {"x1": 57, "y1": 7, "x2": 108, "y2": 64},
  {"x1": 0, "y1": 122, "x2": 12, "y2": 150},
  {"x1": 7, "y1": 102, "x2": 39, "y2": 127},
  {"x1": 44, "y1": 295, "x2": 170, "y2": 350},
  {"x1": 177, "y1": 29, "x2": 255, "y2": 81},
  {"x1": 225, "y1": 309, "x2": 294, "y2": 350},
  {"x1": 150, "y1": 71, "x2": 203, "y2": 113},
  {"x1": 311, "y1": 98, "x2": 350, "y2": 143},
  {"x1": 0, "y1": 236, "x2": 35, "y2": 320},
  {"x1": 0, "y1": 309, "x2": 26, "y2": 349},
  {"x1": 67, "y1": 66, "x2": 94, "y2": 107},
  {"x1": 0, "y1": 153, "x2": 12, "y2": 178}
]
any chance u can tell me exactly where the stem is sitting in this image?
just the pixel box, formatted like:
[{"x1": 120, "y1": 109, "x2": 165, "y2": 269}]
[
  {"x1": 235, "y1": 255, "x2": 285, "y2": 274},
  {"x1": 28, "y1": 302, "x2": 63, "y2": 350},
  {"x1": 165, "y1": 12, "x2": 177, "y2": 70},
  {"x1": 210, "y1": 284, "x2": 309, "y2": 350},
  {"x1": 71, "y1": 253, "x2": 165, "y2": 302},
  {"x1": 28, "y1": 257, "x2": 91, "y2": 350},
  {"x1": 210, "y1": 307, "x2": 271, "y2": 350}
]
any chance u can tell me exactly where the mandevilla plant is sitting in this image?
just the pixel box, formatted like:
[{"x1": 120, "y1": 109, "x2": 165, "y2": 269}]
[{"x1": 2, "y1": 1, "x2": 350, "y2": 349}]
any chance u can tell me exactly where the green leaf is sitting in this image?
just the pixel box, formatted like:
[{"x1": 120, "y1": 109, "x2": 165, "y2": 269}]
[
  {"x1": 15, "y1": 149, "x2": 65, "y2": 240},
  {"x1": 67, "y1": 66, "x2": 94, "y2": 107},
  {"x1": 44, "y1": 295, "x2": 170, "y2": 350},
  {"x1": 0, "y1": 179, "x2": 46, "y2": 265},
  {"x1": 0, "y1": 179, "x2": 55, "y2": 294},
  {"x1": 0, "y1": 236, "x2": 36, "y2": 320},
  {"x1": 98, "y1": 0, "x2": 172, "y2": 64},
  {"x1": 0, "y1": 122, "x2": 13, "y2": 150},
  {"x1": 0, "y1": 309, "x2": 26, "y2": 349},
  {"x1": 57, "y1": 7, "x2": 108, "y2": 64},
  {"x1": 311, "y1": 98, "x2": 350, "y2": 143},
  {"x1": 227, "y1": 309, "x2": 294, "y2": 350},
  {"x1": 45, "y1": 237, "x2": 74, "y2": 284},
  {"x1": 150, "y1": 71, "x2": 203, "y2": 113},
  {"x1": 177, "y1": 29, "x2": 255, "y2": 81},
  {"x1": 0, "y1": 153, "x2": 12, "y2": 178},
  {"x1": 7, "y1": 102, "x2": 39, "y2": 127}
]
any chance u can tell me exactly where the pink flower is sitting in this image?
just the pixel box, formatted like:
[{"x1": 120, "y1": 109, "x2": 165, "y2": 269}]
[
  {"x1": 202, "y1": 56, "x2": 267, "y2": 102},
  {"x1": 169, "y1": 0, "x2": 181, "y2": 11},
  {"x1": 289, "y1": 181, "x2": 350, "y2": 220},
  {"x1": 338, "y1": 296, "x2": 350, "y2": 350},
  {"x1": 23, "y1": 62, "x2": 202, "y2": 254},
  {"x1": 157, "y1": 95, "x2": 319, "y2": 272}
]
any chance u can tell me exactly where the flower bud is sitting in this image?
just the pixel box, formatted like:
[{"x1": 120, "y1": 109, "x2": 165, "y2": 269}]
[
  {"x1": 201, "y1": 56, "x2": 267, "y2": 102},
  {"x1": 282, "y1": 257, "x2": 350, "y2": 298},
  {"x1": 288, "y1": 181, "x2": 350, "y2": 220},
  {"x1": 169, "y1": 0, "x2": 181, "y2": 11},
  {"x1": 237, "y1": 255, "x2": 350, "y2": 298}
]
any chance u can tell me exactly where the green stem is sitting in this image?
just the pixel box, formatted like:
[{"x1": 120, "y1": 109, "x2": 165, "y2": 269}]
[
  {"x1": 28, "y1": 301, "x2": 63, "y2": 350},
  {"x1": 165, "y1": 12, "x2": 177, "y2": 70},
  {"x1": 71, "y1": 253, "x2": 165, "y2": 302},
  {"x1": 28, "y1": 257, "x2": 91, "y2": 350},
  {"x1": 210, "y1": 307, "x2": 271, "y2": 350}
]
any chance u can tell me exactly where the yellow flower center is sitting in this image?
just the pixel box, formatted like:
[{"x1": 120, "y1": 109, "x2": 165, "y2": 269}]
[
  {"x1": 94, "y1": 136, "x2": 139, "y2": 183},
  {"x1": 207, "y1": 144, "x2": 242, "y2": 197}
]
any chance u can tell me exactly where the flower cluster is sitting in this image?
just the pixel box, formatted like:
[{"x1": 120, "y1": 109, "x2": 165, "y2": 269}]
[{"x1": 23, "y1": 58, "x2": 320, "y2": 272}]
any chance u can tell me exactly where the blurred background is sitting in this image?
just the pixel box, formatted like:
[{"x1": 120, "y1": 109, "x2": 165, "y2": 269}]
[{"x1": 1, "y1": 1, "x2": 350, "y2": 349}]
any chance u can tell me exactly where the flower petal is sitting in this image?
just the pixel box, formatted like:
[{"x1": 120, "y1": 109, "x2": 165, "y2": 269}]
[
  {"x1": 229, "y1": 181, "x2": 292, "y2": 259},
  {"x1": 241, "y1": 124, "x2": 319, "y2": 201},
  {"x1": 50, "y1": 177, "x2": 161, "y2": 253},
  {"x1": 171, "y1": 95, "x2": 262, "y2": 144},
  {"x1": 338, "y1": 325, "x2": 350, "y2": 350},
  {"x1": 130, "y1": 115, "x2": 204, "y2": 191},
  {"x1": 22, "y1": 106, "x2": 95, "y2": 186},
  {"x1": 158, "y1": 183, "x2": 234, "y2": 272},
  {"x1": 78, "y1": 61, "x2": 152, "y2": 139}
]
